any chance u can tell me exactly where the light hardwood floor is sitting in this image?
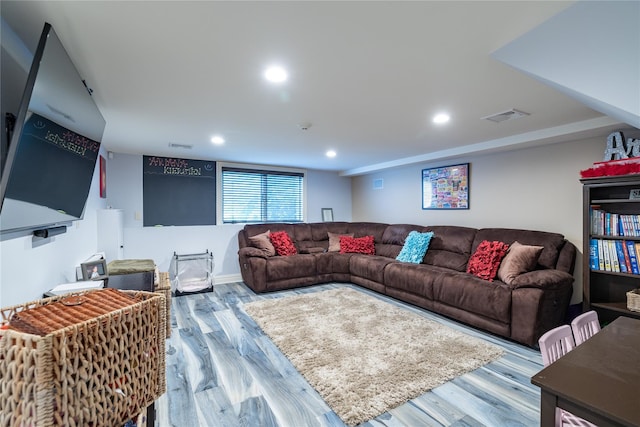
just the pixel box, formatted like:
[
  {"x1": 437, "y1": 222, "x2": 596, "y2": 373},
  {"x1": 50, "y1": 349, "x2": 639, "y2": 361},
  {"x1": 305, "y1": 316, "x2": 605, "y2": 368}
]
[{"x1": 155, "y1": 282, "x2": 543, "y2": 426}]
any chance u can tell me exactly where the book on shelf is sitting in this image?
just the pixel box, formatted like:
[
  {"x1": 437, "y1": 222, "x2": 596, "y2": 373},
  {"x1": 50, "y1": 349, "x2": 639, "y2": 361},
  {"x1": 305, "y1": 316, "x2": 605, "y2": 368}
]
[
  {"x1": 602, "y1": 240, "x2": 612, "y2": 271},
  {"x1": 615, "y1": 240, "x2": 628, "y2": 273},
  {"x1": 619, "y1": 214, "x2": 640, "y2": 237},
  {"x1": 619, "y1": 215, "x2": 628, "y2": 236},
  {"x1": 591, "y1": 209, "x2": 640, "y2": 237},
  {"x1": 590, "y1": 206, "x2": 604, "y2": 235},
  {"x1": 589, "y1": 239, "x2": 599, "y2": 270},
  {"x1": 621, "y1": 240, "x2": 633, "y2": 273},
  {"x1": 593, "y1": 239, "x2": 640, "y2": 274},
  {"x1": 609, "y1": 240, "x2": 620, "y2": 272},
  {"x1": 597, "y1": 239, "x2": 605, "y2": 271},
  {"x1": 626, "y1": 240, "x2": 640, "y2": 274}
]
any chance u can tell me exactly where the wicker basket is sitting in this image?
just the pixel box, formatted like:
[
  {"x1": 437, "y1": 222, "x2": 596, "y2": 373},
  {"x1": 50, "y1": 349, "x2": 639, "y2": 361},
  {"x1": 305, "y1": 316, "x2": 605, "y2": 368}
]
[
  {"x1": 627, "y1": 289, "x2": 640, "y2": 312},
  {"x1": 156, "y1": 271, "x2": 172, "y2": 338},
  {"x1": 0, "y1": 288, "x2": 166, "y2": 426}
]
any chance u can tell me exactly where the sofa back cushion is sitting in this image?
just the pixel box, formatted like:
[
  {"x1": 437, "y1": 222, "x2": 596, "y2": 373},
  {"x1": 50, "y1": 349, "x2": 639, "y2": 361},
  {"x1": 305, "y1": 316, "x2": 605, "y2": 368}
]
[
  {"x1": 376, "y1": 224, "x2": 427, "y2": 258},
  {"x1": 472, "y1": 228, "x2": 567, "y2": 270},
  {"x1": 347, "y1": 222, "x2": 388, "y2": 240},
  {"x1": 310, "y1": 222, "x2": 351, "y2": 241},
  {"x1": 423, "y1": 226, "x2": 477, "y2": 271},
  {"x1": 243, "y1": 224, "x2": 302, "y2": 252}
]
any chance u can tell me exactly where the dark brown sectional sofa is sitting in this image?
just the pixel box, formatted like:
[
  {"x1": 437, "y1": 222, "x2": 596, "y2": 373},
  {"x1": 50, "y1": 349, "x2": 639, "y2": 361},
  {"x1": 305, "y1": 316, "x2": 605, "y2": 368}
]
[{"x1": 237, "y1": 222, "x2": 576, "y2": 347}]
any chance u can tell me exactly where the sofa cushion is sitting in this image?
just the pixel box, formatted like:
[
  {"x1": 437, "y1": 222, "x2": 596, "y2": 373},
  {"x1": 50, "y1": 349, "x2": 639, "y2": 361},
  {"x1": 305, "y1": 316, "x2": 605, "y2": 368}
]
[
  {"x1": 328, "y1": 232, "x2": 353, "y2": 252},
  {"x1": 396, "y1": 231, "x2": 434, "y2": 263},
  {"x1": 291, "y1": 223, "x2": 313, "y2": 242},
  {"x1": 340, "y1": 235, "x2": 375, "y2": 255},
  {"x1": 244, "y1": 223, "x2": 275, "y2": 238},
  {"x1": 497, "y1": 241, "x2": 543, "y2": 285},
  {"x1": 266, "y1": 254, "x2": 315, "y2": 281},
  {"x1": 347, "y1": 222, "x2": 388, "y2": 241},
  {"x1": 310, "y1": 222, "x2": 350, "y2": 241},
  {"x1": 270, "y1": 231, "x2": 298, "y2": 256},
  {"x1": 249, "y1": 230, "x2": 276, "y2": 256},
  {"x1": 467, "y1": 240, "x2": 509, "y2": 281},
  {"x1": 384, "y1": 263, "x2": 443, "y2": 300},
  {"x1": 315, "y1": 252, "x2": 352, "y2": 274},
  {"x1": 381, "y1": 224, "x2": 426, "y2": 245},
  {"x1": 473, "y1": 228, "x2": 566, "y2": 270},
  {"x1": 423, "y1": 226, "x2": 477, "y2": 271},
  {"x1": 434, "y1": 271, "x2": 512, "y2": 324},
  {"x1": 350, "y1": 254, "x2": 394, "y2": 283}
]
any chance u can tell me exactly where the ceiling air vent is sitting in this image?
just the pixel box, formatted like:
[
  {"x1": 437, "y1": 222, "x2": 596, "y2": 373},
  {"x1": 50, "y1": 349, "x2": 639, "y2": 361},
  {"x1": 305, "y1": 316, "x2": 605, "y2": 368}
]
[
  {"x1": 168, "y1": 142, "x2": 193, "y2": 149},
  {"x1": 482, "y1": 109, "x2": 530, "y2": 123}
]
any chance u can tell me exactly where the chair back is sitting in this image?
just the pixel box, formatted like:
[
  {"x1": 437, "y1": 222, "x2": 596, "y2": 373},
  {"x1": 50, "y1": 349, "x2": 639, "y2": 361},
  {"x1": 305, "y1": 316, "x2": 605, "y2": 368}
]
[
  {"x1": 570, "y1": 310, "x2": 601, "y2": 345},
  {"x1": 538, "y1": 324, "x2": 575, "y2": 366}
]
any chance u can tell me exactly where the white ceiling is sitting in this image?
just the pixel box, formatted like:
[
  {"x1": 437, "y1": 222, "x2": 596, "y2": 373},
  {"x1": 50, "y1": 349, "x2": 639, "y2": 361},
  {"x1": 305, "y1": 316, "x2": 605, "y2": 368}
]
[{"x1": 0, "y1": 1, "x2": 625, "y2": 175}]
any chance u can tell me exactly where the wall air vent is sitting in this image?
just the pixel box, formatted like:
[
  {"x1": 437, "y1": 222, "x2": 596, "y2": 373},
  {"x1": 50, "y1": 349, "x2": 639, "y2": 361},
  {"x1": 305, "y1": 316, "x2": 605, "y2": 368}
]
[
  {"x1": 168, "y1": 142, "x2": 193, "y2": 149},
  {"x1": 482, "y1": 109, "x2": 530, "y2": 123}
]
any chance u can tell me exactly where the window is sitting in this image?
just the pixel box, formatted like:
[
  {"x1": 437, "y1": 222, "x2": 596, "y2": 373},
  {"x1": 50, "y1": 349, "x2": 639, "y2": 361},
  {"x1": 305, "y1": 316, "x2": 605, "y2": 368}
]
[{"x1": 221, "y1": 166, "x2": 304, "y2": 223}]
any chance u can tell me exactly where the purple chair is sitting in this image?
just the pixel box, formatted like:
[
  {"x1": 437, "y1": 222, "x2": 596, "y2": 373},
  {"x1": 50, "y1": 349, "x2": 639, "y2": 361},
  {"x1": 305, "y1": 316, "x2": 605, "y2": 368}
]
[
  {"x1": 571, "y1": 310, "x2": 601, "y2": 345},
  {"x1": 538, "y1": 325, "x2": 596, "y2": 427},
  {"x1": 538, "y1": 324, "x2": 575, "y2": 366}
]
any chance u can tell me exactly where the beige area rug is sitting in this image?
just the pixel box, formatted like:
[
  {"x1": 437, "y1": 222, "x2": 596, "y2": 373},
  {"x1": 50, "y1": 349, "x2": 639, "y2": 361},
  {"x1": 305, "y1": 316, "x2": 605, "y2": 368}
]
[{"x1": 244, "y1": 287, "x2": 504, "y2": 426}]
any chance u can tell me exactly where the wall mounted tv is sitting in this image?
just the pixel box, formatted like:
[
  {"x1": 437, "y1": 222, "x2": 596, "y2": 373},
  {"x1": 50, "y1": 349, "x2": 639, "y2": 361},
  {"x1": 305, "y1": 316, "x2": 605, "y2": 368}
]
[{"x1": 0, "y1": 22, "x2": 105, "y2": 237}]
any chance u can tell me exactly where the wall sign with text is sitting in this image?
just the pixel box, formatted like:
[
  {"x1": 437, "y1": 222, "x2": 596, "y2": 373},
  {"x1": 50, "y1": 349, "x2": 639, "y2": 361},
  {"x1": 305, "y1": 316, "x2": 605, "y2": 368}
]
[{"x1": 142, "y1": 155, "x2": 216, "y2": 226}]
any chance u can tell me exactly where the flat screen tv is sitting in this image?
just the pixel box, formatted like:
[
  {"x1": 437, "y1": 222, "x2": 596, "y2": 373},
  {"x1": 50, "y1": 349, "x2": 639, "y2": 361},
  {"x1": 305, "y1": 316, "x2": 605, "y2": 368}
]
[{"x1": 0, "y1": 22, "x2": 105, "y2": 237}]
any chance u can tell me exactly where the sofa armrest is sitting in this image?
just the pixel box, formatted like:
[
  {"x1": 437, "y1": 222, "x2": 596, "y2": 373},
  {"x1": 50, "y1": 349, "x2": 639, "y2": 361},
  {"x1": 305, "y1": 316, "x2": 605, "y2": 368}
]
[
  {"x1": 238, "y1": 246, "x2": 270, "y2": 259},
  {"x1": 511, "y1": 269, "x2": 574, "y2": 290}
]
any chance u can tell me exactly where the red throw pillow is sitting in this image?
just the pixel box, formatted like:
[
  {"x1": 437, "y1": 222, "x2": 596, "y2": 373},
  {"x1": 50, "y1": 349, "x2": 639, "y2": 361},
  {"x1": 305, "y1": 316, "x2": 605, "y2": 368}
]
[
  {"x1": 340, "y1": 235, "x2": 375, "y2": 255},
  {"x1": 269, "y1": 231, "x2": 298, "y2": 256},
  {"x1": 466, "y1": 240, "x2": 510, "y2": 281}
]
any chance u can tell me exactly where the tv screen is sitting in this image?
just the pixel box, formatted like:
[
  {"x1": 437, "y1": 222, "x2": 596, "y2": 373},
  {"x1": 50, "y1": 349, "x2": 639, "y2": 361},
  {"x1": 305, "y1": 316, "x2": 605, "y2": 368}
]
[{"x1": 0, "y1": 23, "x2": 105, "y2": 236}]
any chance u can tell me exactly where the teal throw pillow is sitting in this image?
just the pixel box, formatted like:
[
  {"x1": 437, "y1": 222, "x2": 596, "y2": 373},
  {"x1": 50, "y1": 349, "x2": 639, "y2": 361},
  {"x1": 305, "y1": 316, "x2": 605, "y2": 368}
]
[{"x1": 396, "y1": 231, "x2": 434, "y2": 263}]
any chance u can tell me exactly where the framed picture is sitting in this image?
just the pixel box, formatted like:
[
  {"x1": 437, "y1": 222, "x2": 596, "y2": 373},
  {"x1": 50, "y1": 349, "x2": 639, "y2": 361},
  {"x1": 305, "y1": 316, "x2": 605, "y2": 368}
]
[
  {"x1": 422, "y1": 163, "x2": 469, "y2": 210},
  {"x1": 81, "y1": 259, "x2": 108, "y2": 281},
  {"x1": 321, "y1": 208, "x2": 334, "y2": 222}
]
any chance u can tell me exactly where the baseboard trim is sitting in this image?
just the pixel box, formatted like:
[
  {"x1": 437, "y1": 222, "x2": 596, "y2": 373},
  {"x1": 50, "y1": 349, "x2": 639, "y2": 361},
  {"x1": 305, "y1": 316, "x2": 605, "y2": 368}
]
[{"x1": 215, "y1": 274, "x2": 242, "y2": 285}]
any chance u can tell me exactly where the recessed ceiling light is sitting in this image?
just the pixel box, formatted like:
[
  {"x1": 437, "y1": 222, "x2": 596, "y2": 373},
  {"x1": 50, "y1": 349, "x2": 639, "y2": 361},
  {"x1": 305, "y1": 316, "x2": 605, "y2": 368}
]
[
  {"x1": 211, "y1": 135, "x2": 225, "y2": 145},
  {"x1": 264, "y1": 65, "x2": 288, "y2": 83},
  {"x1": 432, "y1": 113, "x2": 450, "y2": 124},
  {"x1": 326, "y1": 150, "x2": 337, "y2": 158}
]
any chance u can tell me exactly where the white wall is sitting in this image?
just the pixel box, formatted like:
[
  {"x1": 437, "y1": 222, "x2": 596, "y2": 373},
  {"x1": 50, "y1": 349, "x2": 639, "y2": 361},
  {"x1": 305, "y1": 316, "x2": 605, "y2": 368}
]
[
  {"x1": 104, "y1": 153, "x2": 353, "y2": 277},
  {"x1": 492, "y1": 1, "x2": 640, "y2": 128},
  {"x1": 0, "y1": 135, "x2": 627, "y2": 307},
  {"x1": 352, "y1": 136, "x2": 608, "y2": 304},
  {"x1": 0, "y1": 153, "x2": 107, "y2": 307}
]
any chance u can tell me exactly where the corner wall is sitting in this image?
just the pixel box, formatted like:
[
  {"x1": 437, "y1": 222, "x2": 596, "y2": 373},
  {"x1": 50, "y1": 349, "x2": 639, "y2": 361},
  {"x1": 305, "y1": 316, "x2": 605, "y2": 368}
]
[
  {"x1": 0, "y1": 153, "x2": 107, "y2": 307},
  {"x1": 105, "y1": 153, "x2": 353, "y2": 278},
  {"x1": 352, "y1": 136, "x2": 607, "y2": 304}
]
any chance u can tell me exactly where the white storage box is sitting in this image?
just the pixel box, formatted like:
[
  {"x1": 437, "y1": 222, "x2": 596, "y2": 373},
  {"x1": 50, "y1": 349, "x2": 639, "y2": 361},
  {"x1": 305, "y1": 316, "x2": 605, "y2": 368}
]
[{"x1": 169, "y1": 250, "x2": 214, "y2": 296}]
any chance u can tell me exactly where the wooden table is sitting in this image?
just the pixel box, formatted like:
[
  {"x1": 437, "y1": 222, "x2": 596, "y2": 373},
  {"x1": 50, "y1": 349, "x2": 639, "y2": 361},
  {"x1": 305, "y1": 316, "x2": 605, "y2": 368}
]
[{"x1": 531, "y1": 316, "x2": 640, "y2": 427}]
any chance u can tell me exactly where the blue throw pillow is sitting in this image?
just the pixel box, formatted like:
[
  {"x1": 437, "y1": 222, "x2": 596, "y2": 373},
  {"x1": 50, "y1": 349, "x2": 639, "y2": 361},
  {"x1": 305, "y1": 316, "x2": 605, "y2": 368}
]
[{"x1": 396, "y1": 231, "x2": 434, "y2": 263}]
